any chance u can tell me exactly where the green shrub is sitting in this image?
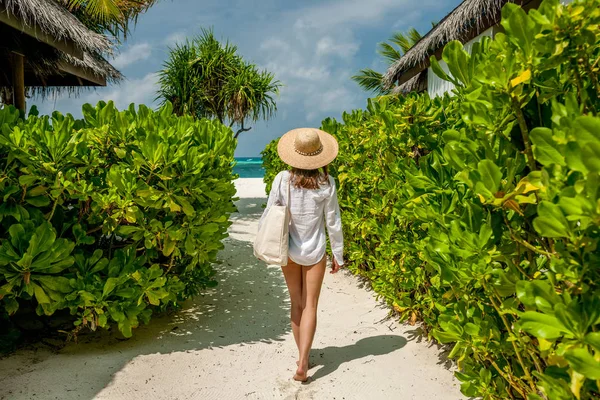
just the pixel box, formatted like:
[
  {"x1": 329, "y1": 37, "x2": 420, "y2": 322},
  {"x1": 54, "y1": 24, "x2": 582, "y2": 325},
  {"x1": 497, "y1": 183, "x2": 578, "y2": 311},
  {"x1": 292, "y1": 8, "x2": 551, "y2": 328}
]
[
  {"x1": 263, "y1": 0, "x2": 600, "y2": 398},
  {"x1": 260, "y1": 138, "x2": 287, "y2": 194},
  {"x1": 0, "y1": 101, "x2": 237, "y2": 338}
]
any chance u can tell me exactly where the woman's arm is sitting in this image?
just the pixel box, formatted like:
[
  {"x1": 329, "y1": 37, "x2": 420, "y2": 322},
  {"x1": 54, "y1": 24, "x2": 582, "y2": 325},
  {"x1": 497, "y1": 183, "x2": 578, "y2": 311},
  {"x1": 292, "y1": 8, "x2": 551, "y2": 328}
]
[
  {"x1": 324, "y1": 176, "x2": 344, "y2": 269},
  {"x1": 258, "y1": 172, "x2": 283, "y2": 231}
]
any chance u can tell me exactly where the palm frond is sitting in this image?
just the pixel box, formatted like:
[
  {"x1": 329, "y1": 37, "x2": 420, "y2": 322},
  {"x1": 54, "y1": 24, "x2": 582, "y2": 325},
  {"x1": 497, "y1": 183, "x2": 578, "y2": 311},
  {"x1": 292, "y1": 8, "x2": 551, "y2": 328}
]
[
  {"x1": 66, "y1": 0, "x2": 121, "y2": 22},
  {"x1": 377, "y1": 42, "x2": 403, "y2": 65},
  {"x1": 388, "y1": 32, "x2": 413, "y2": 54},
  {"x1": 351, "y1": 69, "x2": 388, "y2": 95},
  {"x1": 354, "y1": 27, "x2": 422, "y2": 95},
  {"x1": 407, "y1": 28, "x2": 423, "y2": 46},
  {"x1": 62, "y1": 0, "x2": 158, "y2": 40}
]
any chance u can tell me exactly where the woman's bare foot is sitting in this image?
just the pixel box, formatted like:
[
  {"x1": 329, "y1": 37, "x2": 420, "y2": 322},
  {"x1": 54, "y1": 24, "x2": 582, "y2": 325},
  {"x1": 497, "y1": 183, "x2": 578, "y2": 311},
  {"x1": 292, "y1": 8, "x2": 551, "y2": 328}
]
[
  {"x1": 293, "y1": 369, "x2": 308, "y2": 382},
  {"x1": 293, "y1": 361, "x2": 309, "y2": 382}
]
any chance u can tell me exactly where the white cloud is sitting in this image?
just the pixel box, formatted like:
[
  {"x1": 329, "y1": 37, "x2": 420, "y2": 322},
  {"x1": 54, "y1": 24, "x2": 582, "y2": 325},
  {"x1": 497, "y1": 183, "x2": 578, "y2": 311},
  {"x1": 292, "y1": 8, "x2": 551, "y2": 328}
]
[
  {"x1": 251, "y1": 0, "x2": 446, "y2": 125},
  {"x1": 292, "y1": 0, "x2": 412, "y2": 29},
  {"x1": 316, "y1": 36, "x2": 359, "y2": 59},
  {"x1": 163, "y1": 31, "x2": 188, "y2": 46},
  {"x1": 111, "y1": 43, "x2": 152, "y2": 69}
]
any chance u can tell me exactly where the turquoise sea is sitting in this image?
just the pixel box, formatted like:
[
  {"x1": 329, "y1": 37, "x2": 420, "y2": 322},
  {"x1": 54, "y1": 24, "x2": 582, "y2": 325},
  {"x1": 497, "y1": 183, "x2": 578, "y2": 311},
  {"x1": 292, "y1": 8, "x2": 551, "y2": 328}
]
[{"x1": 234, "y1": 157, "x2": 265, "y2": 178}]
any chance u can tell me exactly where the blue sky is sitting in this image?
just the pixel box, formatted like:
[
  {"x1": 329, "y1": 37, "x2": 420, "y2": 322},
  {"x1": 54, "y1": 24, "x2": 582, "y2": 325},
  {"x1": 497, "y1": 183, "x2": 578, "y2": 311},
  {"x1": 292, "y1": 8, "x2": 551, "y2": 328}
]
[{"x1": 35, "y1": 0, "x2": 458, "y2": 156}]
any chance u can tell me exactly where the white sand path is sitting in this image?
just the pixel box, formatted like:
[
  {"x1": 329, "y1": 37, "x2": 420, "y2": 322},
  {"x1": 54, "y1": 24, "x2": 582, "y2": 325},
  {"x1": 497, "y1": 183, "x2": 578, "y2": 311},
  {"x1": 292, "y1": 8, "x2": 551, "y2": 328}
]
[{"x1": 0, "y1": 178, "x2": 465, "y2": 400}]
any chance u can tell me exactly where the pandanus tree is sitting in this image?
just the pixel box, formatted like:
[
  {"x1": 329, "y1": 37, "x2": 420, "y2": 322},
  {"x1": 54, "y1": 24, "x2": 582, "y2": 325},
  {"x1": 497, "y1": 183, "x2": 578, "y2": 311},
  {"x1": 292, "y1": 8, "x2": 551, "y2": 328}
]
[
  {"x1": 156, "y1": 29, "x2": 281, "y2": 139},
  {"x1": 352, "y1": 28, "x2": 423, "y2": 95}
]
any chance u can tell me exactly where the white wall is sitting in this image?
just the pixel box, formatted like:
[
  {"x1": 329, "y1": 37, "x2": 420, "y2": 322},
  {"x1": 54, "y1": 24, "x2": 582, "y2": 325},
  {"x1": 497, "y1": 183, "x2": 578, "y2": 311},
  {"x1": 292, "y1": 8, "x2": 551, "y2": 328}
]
[{"x1": 427, "y1": 27, "x2": 494, "y2": 98}]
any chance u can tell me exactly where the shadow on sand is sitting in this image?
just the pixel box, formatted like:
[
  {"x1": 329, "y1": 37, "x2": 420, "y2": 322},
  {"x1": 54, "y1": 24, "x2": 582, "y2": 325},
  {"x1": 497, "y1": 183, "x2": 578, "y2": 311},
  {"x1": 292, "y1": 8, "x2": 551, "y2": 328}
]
[
  {"x1": 0, "y1": 197, "x2": 288, "y2": 400},
  {"x1": 309, "y1": 335, "x2": 407, "y2": 381}
]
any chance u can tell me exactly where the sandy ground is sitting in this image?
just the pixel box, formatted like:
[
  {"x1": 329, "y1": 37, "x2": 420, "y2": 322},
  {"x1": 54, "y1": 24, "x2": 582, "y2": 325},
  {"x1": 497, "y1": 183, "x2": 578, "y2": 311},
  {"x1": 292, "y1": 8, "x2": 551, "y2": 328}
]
[{"x1": 0, "y1": 178, "x2": 465, "y2": 400}]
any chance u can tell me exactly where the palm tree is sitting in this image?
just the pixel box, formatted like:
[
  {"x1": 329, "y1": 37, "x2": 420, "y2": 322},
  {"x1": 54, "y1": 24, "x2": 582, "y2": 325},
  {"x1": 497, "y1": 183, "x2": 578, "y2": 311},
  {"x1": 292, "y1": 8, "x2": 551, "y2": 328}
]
[
  {"x1": 157, "y1": 29, "x2": 281, "y2": 139},
  {"x1": 62, "y1": 0, "x2": 158, "y2": 40},
  {"x1": 352, "y1": 28, "x2": 422, "y2": 95}
]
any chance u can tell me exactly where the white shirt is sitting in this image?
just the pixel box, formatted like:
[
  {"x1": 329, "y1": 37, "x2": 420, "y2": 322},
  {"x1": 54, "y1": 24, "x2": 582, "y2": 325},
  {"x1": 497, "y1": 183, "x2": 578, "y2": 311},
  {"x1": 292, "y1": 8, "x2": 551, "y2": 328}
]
[{"x1": 259, "y1": 171, "x2": 344, "y2": 266}]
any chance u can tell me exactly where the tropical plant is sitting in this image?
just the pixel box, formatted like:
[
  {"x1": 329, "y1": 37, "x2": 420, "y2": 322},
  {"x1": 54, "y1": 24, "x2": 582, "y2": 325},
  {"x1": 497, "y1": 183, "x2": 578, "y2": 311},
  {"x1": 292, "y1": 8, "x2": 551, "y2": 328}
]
[
  {"x1": 0, "y1": 101, "x2": 237, "y2": 338},
  {"x1": 351, "y1": 28, "x2": 422, "y2": 95},
  {"x1": 157, "y1": 28, "x2": 282, "y2": 138},
  {"x1": 263, "y1": 0, "x2": 600, "y2": 398},
  {"x1": 62, "y1": 0, "x2": 158, "y2": 40}
]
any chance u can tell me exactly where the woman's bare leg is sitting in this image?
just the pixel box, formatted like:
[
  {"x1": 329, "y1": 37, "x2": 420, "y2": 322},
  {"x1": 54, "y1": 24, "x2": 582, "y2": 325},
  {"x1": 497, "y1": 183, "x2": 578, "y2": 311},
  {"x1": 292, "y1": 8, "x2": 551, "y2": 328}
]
[
  {"x1": 295, "y1": 256, "x2": 326, "y2": 382},
  {"x1": 281, "y1": 259, "x2": 303, "y2": 357}
]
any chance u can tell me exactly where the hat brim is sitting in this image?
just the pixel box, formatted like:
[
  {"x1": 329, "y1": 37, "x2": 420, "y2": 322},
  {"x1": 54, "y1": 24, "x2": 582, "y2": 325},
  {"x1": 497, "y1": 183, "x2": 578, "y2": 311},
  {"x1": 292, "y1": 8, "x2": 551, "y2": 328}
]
[{"x1": 277, "y1": 128, "x2": 339, "y2": 170}]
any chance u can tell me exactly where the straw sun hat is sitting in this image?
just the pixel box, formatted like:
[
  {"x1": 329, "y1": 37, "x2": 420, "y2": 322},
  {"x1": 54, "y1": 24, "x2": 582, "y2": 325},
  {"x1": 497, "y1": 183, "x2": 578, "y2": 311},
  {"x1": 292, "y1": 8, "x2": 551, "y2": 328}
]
[{"x1": 277, "y1": 128, "x2": 339, "y2": 170}]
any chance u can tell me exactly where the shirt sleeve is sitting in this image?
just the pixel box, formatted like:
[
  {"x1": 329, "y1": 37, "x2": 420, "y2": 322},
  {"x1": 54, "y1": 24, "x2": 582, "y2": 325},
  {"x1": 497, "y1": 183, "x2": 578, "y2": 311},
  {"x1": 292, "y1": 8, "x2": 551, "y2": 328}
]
[
  {"x1": 324, "y1": 176, "x2": 344, "y2": 265},
  {"x1": 258, "y1": 171, "x2": 283, "y2": 231}
]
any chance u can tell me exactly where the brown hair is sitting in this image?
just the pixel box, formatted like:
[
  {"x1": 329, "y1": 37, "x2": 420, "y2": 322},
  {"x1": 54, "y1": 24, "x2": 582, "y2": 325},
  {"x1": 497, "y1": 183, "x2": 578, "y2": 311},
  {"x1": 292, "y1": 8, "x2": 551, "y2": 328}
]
[{"x1": 290, "y1": 166, "x2": 329, "y2": 190}]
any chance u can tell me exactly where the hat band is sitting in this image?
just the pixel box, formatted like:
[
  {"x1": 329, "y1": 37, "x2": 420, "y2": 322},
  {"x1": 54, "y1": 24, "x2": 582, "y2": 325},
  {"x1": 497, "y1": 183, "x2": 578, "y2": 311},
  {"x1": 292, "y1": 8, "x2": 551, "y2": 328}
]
[{"x1": 294, "y1": 141, "x2": 323, "y2": 157}]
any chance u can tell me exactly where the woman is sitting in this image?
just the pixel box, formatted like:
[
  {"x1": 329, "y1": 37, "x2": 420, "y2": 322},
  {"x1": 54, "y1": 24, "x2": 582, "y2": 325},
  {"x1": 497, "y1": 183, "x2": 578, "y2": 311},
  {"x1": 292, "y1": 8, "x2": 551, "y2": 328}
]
[{"x1": 259, "y1": 127, "x2": 344, "y2": 382}]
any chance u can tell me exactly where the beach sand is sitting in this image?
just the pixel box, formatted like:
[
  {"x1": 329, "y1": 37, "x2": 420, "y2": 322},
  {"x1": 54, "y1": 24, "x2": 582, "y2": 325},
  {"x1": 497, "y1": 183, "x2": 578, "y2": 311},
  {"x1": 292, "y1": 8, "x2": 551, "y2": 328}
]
[{"x1": 0, "y1": 178, "x2": 465, "y2": 400}]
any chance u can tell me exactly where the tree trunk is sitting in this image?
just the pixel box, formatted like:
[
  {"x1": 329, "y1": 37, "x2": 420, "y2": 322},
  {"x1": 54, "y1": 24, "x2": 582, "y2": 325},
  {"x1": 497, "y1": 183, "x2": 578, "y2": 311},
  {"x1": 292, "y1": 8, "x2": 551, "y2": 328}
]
[
  {"x1": 11, "y1": 53, "x2": 26, "y2": 112},
  {"x1": 234, "y1": 125, "x2": 252, "y2": 139}
]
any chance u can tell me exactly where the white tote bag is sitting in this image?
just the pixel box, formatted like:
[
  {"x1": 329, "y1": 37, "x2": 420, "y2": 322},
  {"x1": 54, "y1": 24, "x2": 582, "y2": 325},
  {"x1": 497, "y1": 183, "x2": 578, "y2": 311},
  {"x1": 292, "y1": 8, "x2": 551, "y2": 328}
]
[{"x1": 253, "y1": 175, "x2": 291, "y2": 266}]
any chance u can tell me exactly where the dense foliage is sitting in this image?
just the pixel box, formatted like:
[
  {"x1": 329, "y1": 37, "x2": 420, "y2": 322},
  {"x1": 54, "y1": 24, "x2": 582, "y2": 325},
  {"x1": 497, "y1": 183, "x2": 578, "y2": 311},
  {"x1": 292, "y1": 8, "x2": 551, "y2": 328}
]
[
  {"x1": 157, "y1": 28, "x2": 281, "y2": 139},
  {"x1": 263, "y1": 1, "x2": 600, "y2": 398},
  {"x1": 0, "y1": 101, "x2": 236, "y2": 338}
]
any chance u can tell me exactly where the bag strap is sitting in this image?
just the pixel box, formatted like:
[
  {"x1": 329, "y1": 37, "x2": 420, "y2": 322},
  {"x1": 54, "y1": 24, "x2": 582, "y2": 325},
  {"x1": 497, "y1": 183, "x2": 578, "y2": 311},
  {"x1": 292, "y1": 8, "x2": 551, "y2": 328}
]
[
  {"x1": 287, "y1": 171, "x2": 291, "y2": 210},
  {"x1": 276, "y1": 171, "x2": 291, "y2": 210}
]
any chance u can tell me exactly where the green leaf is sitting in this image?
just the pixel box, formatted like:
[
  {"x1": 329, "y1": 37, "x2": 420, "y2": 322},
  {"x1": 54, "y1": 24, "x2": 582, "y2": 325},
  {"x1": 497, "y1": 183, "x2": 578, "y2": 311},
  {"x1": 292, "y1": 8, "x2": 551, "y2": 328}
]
[
  {"x1": 533, "y1": 202, "x2": 570, "y2": 238},
  {"x1": 464, "y1": 323, "x2": 480, "y2": 336},
  {"x1": 118, "y1": 320, "x2": 133, "y2": 338},
  {"x1": 574, "y1": 116, "x2": 600, "y2": 143},
  {"x1": 97, "y1": 313, "x2": 108, "y2": 327},
  {"x1": 432, "y1": 329, "x2": 461, "y2": 344},
  {"x1": 177, "y1": 197, "x2": 196, "y2": 217},
  {"x1": 33, "y1": 283, "x2": 51, "y2": 304},
  {"x1": 477, "y1": 160, "x2": 502, "y2": 194},
  {"x1": 430, "y1": 56, "x2": 452, "y2": 83},
  {"x1": 564, "y1": 348, "x2": 600, "y2": 379},
  {"x1": 501, "y1": 3, "x2": 537, "y2": 55},
  {"x1": 37, "y1": 276, "x2": 72, "y2": 293},
  {"x1": 25, "y1": 196, "x2": 51, "y2": 207},
  {"x1": 146, "y1": 291, "x2": 162, "y2": 306},
  {"x1": 519, "y1": 311, "x2": 567, "y2": 339},
  {"x1": 516, "y1": 280, "x2": 559, "y2": 314},
  {"x1": 406, "y1": 174, "x2": 435, "y2": 190},
  {"x1": 585, "y1": 332, "x2": 600, "y2": 351},
  {"x1": 442, "y1": 41, "x2": 471, "y2": 86},
  {"x1": 114, "y1": 288, "x2": 136, "y2": 299},
  {"x1": 565, "y1": 142, "x2": 588, "y2": 173},
  {"x1": 18, "y1": 175, "x2": 38, "y2": 186},
  {"x1": 118, "y1": 226, "x2": 142, "y2": 236},
  {"x1": 103, "y1": 277, "x2": 119, "y2": 298},
  {"x1": 581, "y1": 143, "x2": 600, "y2": 172},
  {"x1": 162, "y1": 234, "x2": 177, "y2": 256},
  {"x1": 530, "y1": 127, "x2": 565, "y2": 166},
  {"x1": 26, "y1": 222, "x2": 56, "y2": 259},
  {"x1": 448, "y1": 342, "x2": 464, "y2": 358},
  {"x1": 3, "y1": 297, "x2": 19, "y2": 315}
]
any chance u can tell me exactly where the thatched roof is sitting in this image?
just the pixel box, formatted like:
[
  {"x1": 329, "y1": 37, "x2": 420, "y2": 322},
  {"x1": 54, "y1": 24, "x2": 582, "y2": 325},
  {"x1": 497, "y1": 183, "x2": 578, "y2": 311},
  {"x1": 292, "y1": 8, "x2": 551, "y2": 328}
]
[
  {"x1": 1, "y1": 0, "x2": 112, "y2": 54},
  {"x1": 0, "y1": 0, "x2": 122, "y2": 96},
  {"x1": 383, "y1": 0, "x2": 511, "y2": 89},
  {"x1": 391, "y1": 70, "x2": 428, "y2": 95}
]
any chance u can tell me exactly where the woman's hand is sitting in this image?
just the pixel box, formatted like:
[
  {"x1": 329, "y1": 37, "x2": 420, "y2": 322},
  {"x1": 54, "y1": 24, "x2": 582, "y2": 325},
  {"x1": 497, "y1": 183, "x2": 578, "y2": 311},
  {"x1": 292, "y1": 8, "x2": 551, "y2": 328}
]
[{"x1": 331, "y1": 258, "x2": 342, "y2": 274}]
